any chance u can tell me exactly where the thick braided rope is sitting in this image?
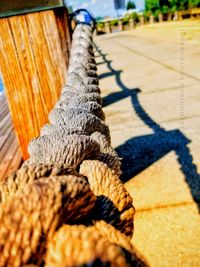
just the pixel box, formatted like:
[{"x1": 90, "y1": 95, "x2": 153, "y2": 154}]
[{"x1": 0, "y1": 24, "x2": 148, "y2": 266}]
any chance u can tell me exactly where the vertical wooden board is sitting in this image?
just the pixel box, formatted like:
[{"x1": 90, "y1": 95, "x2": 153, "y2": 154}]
[
  {"x1": 54, "y1": 8, "x2": 72, "y2": 67},
  {"x1": 9, "y1": 16, "x2": 42, "y2": 137},
  {"x1": 0, "y1": 8, "x2": 70, "y2": 159},
  {"x1": 23, "y1": 11, "x2": 67, "y2": 122},
  {"x1": 0, "y1": 19, "x2": 30, "y2": 153},
  {"x1": 24, "y1": 12, "x2": 60, "y2": 121},
  {"x1": 2, "y1": 146, "x2": 22, "y2": 181},
  {"x1": 0, "y1": 132, "x2": 16, "y2": 173},
  {"x1": 0, "y1": 94, "x2": 22, "y2": 181}
]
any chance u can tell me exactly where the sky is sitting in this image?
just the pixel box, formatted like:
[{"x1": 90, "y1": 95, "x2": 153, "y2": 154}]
[
  {"x1": 67, "y1": 0, "x2": 145, "y2": 18},
  {"x1": 0, "y1": 78, "x2": 3, "y2": 93}
]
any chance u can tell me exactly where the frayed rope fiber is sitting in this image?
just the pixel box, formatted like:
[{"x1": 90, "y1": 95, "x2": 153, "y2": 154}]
[{"x1": 0, "y1": 24, "x2": 149, "y2": 267}]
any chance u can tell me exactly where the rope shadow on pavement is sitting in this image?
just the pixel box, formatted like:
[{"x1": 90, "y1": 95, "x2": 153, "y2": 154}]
[{"x1": 94, "y1": 44, "x2": 200, "y2": 211}]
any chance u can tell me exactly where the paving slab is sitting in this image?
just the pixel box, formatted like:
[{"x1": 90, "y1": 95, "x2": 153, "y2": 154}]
[{"x1": 95, "y1": 20, "x2": 200, "y2": 266}]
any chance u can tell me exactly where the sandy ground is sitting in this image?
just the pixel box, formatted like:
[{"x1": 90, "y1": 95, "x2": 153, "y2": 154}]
[{"x1": 95, "y1": 20, "x2": 200, "y2": 267}]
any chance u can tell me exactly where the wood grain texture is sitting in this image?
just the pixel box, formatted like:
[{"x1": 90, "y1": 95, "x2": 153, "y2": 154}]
[
  {"x1": 0, "y1": 94, "x2": 22, "y2": 181},
  {"x1": 0, "y1": 8, "x2": 71, "y2": 159}
]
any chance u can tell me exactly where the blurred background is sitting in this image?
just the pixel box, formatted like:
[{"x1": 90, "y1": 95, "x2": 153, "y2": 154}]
[
  {"x1": 0, "y1": 1, "x2": 200, "y2": 266},
  {"x1": 65, "y1": 1, "x2": 200, "y2": 266}
]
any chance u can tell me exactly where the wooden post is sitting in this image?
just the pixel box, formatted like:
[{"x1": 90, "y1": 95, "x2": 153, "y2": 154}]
[
  {"x1": 129, "y1": 18, "x2": 135, "y2": 30},
  {"x1": 118, "y1": 19, "x2": 124, "y2": 31},
  {"x1": 93, "y1": 29, "x2": 97, "y2": 36},
  {"x1": 0, "y1": 8, "x2": 71, "y2": 159},
  {"x1": 158, "y1": 13, "x2": 163, "y2": 22},
  {"x1": 71, "y1": 19, "x2": 77, "y2": 31},
  {"x1": 150, "y1": 15, "x2": 155, "y2": 24},
  {"x1": 167, "y1": 13, "x2": 172, "y2": 21},
  {"x1": 140, "y1": 16, "x2": 145, "y2": 26},
  {"x1": 177, "y1": 11, "x2": 183, "y2": 20},
  {"x1": 105, "y1": 21, "x2": 112, "y2": 34}
]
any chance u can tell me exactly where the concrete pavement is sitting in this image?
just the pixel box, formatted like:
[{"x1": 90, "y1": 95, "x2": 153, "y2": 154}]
[{"x1": 94, "y1": 21, "x2": 200, "y2": 267}]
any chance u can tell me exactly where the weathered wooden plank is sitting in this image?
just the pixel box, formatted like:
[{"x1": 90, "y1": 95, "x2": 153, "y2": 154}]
[
  {"x1": 0, "y1": 119, "x2": 13, "y2": 141},
  {"x1": 0, "y1": 112, "x2": 11, "y2": 130},
  {"x1": 0, "y1": 136, "x2": 21, "y2": 181},
  {"x1": 0, "y1": 95, "x2": 7, "y2": 109},
  {"x1": 0, "y1": 130, "x2": 15, "y2": 162},
  {"x1": 2, "y1": 146, "x2": 22, "y2": 179},
  {"x1": 0, "y1": 132, "x2": 14, "y2": 157},
  {"x1": 0, "y1": 98, "x2": 13, "y2": 142},
  {"x1": 0, "y1": 94, "x2": 22, "y2": 181},
  {"x1": 0, "y1": 96, "x2": 8, "y2": 117},
  {"x1": 54, "y1": 8, "x2": 71, "y2": 67},
  {"x1": 0, "y1": 116, "x2": 13, "y2": 148},
  {"x1": 0, "y1": 134, "x2": 20, "y2": 181},
  {"x1": 0, "y1": 94, "x2": 6, "y2": 105},
  {"x1": 0, "y1": 8, "x2": 71, "y2": 159},
  {"x1": 0, "y1": 106, "x2": 9, "y2": 121}
]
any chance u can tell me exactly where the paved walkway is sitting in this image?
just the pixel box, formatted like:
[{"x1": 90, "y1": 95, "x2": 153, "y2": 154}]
[{"x1": 95, "y1": 21, "x2": 200, "y2": 267}]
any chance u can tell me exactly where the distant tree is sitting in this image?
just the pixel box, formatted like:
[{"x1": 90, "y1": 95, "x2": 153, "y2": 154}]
[
  {"x1": 179, "y1": 0, "x2": 189, "y2": 10},
  {"x1": 159, "y1": 0, "x2": 169, "y2": 6},
  {"x1": 126, "y1": 1, "x2": 136, "y2": 10},
  {"x1": 162, "y1": 5, "x2": 170, "y2": 13},
  {"x1": 145, "y1": 0, "x2": 160, "y2": 12},
  {"x1": 188, "y1": 0, "x2": 200, "y2": 7},
  {"x1": 145, "y1": 0, "x2": 200, "y2": 12}
]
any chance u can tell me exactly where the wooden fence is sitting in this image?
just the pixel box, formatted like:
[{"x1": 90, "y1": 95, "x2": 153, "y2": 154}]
[{"x1": 97, "y1": 8, "x2": 200, "y2": 34}]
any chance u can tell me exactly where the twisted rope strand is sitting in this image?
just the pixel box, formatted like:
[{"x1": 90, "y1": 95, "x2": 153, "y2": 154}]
[{"x1": 0, "y1": 23, "x2": 149, "y2": 266}]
